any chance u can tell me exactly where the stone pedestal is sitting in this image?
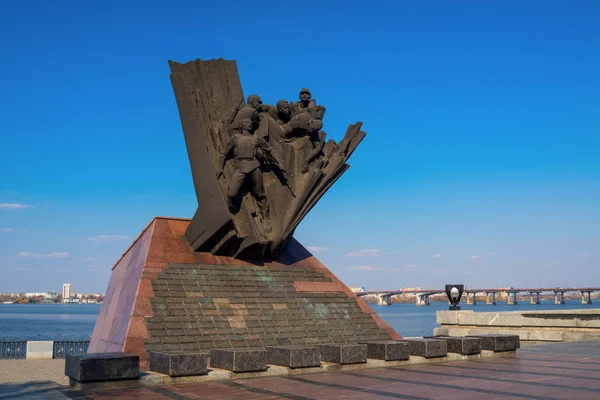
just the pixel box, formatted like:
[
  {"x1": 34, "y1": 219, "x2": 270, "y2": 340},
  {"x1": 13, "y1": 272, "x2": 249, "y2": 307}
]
[
  {"x1": 266, "y1": 346, "x2": 321, "y2": 368},
  {"x1": 149, "y1": 351, "x2": 208, "y2": 377},
  {"x1": 319, "y1": 344, "x2": 367, "y2": 364},
  {"x1": 360, "y1": 340, "x2": 409, "y2": 361},
  {"x1": 210, "y1": 349, "x2": 267, "y2": 372},
  {"x1": 89, "y1": 217, "x2": 401, "y2": 371},
  {"x1": 469, "y1": 334, "x2": 520, "y2": 352},
  {"x1": 402, "y1": 339, "x2": 447, "y2": 358},
  {"x1": 65, "y1": 352, "x2": 139, "y2": 386}
]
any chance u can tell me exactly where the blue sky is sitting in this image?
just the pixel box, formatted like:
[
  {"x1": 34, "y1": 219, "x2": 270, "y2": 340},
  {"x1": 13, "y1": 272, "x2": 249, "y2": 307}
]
[{"x1": 1, "y1": 1, "x2": 598, "y2": 293}]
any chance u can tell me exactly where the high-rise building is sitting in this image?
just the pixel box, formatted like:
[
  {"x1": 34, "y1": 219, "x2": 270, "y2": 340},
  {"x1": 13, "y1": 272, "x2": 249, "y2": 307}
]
[{"x1": 62, "y1": 283, "x2": 71, "y2": 302}]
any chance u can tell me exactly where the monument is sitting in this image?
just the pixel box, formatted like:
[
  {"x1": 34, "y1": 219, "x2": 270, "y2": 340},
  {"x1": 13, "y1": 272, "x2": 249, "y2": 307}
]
[{"x1": 89, "y1": 58, "x2": 401, "y2": 371}]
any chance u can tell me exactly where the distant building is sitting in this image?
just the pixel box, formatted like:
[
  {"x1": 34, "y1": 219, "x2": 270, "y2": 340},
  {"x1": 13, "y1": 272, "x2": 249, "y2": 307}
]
[
  {"x1": 24, "y1": 292, "x2": 46, "y2": 298},
  {"x1": 349, "y1": 287, "x2": 366, "y2": 293},
  {"x1": 62, "y1": 283, "x2": 71, "y2": 303}
]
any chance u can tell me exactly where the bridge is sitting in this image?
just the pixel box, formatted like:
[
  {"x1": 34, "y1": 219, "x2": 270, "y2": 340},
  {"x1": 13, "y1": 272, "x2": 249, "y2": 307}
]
[{"x1": 355, "y1": 287, "x2": 600, "y2": 306}]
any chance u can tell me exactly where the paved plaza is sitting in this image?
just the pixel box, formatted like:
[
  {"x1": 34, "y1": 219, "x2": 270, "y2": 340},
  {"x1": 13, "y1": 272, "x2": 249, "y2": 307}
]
[{"x1": 1, "y1": 341, "x2": 600, "y2": 399}]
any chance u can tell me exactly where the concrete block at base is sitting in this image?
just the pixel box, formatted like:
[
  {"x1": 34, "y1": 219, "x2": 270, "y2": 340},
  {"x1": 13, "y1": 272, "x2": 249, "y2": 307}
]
[
  {"x1": 403, "y1": 339, "x2": 447, "y2": 358},
  {"x1": 433, "y1": 327, "x2": 449, "y2": 336},
  {"x1": 266, "y1": 346, "x2": 321, "y2": 369},
  {"x1": 210, "y1": 349, "x2": 267, "y2": 372},
  {"x1": 476, "y1": 312, "x2": 523, "y2": 327},
  {"x1": 468, "y1": 334, "x2": 520, "y2": 351},
  {"x1": 436, "y1": 310, "x2": 459, "y2": 325},
  {"x1": 360, "y1": 341, "x2": 409, "y2": 361},
  {"x1": 65, "y1": 352, "x2": 139, "y2": 384},
  {"x1": 149, "y1": 352, "x2": 208, "y2": 377},
  {"x1": 26, "y1": 341, "x2": 53, "y2": 360},
  {"x1": 441, "y1": 337, "x2": 481, "y2": 355},
  {"x1": 457, "y1": 311, "x2": 478, "y2": 326},
  {"x1": 319, "y1": 344, "x2": 367, "y2": 365}
]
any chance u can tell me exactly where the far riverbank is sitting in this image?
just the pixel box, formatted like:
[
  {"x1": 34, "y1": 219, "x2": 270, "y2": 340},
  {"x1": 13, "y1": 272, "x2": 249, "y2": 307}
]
[{"x1": 0, "y1": 300, "x2": 596, "y2": 340}]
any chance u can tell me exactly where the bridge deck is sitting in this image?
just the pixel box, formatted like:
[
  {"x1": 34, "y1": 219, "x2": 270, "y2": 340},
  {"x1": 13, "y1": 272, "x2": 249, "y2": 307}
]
[{"x1": 3, "y1": 341, "x2": 600, "y2": 399}]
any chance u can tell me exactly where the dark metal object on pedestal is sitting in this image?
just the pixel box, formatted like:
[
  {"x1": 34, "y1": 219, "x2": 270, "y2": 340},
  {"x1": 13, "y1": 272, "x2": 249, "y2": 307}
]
[{"x1": 445, "y1": 284, "x2": 464, "y2": 310}]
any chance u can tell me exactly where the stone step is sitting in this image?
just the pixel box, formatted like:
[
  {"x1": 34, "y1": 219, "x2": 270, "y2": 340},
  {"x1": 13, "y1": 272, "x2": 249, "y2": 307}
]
[
  {"x1": 427, "y1": 336, "x2": 482, "y2": 355},
  {"x1": 210, "y1": 348, "x2": 267, "y2": 372},
  {"x1": 266, "y1": 345, "x2": 321, "y2": 368},
  {"x1": 468, "y1": 334, "x2": 520, "y2": 352},
  {"x1": 401, "y1": 339, "x2": 448, "y2": 358},
  {"x1": 149, "y1": 351, "x2": 208, "y2": 377},
  {"x1": 65, "y1": 352, "x2": 139, "y2": 386},
  {"x1": 319, "y1": 343, "x2": 367, "y2": 365},
  {"x1": 359, "y1": 340, "x2": 409, "y2": 361}
]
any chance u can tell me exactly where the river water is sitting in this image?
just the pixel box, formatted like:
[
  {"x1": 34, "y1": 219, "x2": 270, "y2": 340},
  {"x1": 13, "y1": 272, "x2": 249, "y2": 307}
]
[{"x1": 0, "y1": 301, "x2": 596, "y2": 341}]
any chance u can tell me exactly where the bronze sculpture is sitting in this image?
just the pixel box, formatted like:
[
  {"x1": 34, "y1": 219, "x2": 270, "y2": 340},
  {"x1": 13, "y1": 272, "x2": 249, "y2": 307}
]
[
  {"x1": 281, "y1": 88, "x2": 326, "y2": 173},
  {"x1": 217, "y1": 115, "x2": 289, "y2": 233},
  {"x1": 169, "y1": 58, "x2": 365, "y2": 261}
]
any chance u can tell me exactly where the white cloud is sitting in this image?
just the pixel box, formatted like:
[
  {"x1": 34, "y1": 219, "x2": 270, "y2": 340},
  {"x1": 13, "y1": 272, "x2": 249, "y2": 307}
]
[
  {"x1": 82, "y1": 257, "x2": 95, "y2": 262},
  {"x1": 306, "y1": 246, "x2": 328, "y2": 253},
  {"x1": 14, "y1": 252, "x2": 71, "y2": 259},
  {"x1": 1, "y1": 228, "x2": 12, "y2": 232},
  {"x1": 403, "y1": 264, "x2": 418, "y2": 268},
  {"x1": 88, "y1": 265, "x2": 106, "y2": 272},
  {"x1": 15, "y1": 266, "x2": 28, "y2": 272},
  {"x1": 88, "y1": 234, "x2": 130, "y2": 242},
  {"x1": 487, "y1": 252, "x2": 498, "y2": 256},
  {"x1": 580, "y1": 253, "x2": 594, "y2": 260},
  {"x1": 57, "y1": 268, "x2": 73, "y2": 272},
  {"x1": 468, "y1": 255, "x2": 482, "y2": 260},
  {"x1": 347, "y1": 249, "x2": 381, "y2": 258},
  {"x1": 350, "y1": 265, "x2": 383, "y2": 271},
  {"x1": 0, "y1": 203, "x2": 33, "y2": 209},
  {"x1": 431, "y1": 253, "x2": 442, "y2": 259}
]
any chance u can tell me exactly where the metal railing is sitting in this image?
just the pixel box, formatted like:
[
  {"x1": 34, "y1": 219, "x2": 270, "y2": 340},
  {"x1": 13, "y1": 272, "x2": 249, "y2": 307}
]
[
  {"x1": 52, "y1": 341, "x2": 90, "y2": 358},
  {"x1": 0, "y1": 341, "x2": 27, "y2": 358}
]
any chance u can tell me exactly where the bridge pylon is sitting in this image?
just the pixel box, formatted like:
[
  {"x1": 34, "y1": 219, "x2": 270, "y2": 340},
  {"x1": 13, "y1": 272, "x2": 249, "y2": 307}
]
[
  {"x1": 484, "y1": 291, "x2": 497, "y2": 305},
  {"x1": 377, "y1": 293, "x2": 392, "y2": 306},
  {"x1": 416, "y1": 292, "x2": 430, "y2": 306},
  {"x1": 528, "y1": 291, "x2": 540, "y2": 305},
  {"x1": 579, "y1": 290, "x2": 592, "y2": 305},
  {"x1": 553, "y1": 290, "x2": 566, "y2": 305}
]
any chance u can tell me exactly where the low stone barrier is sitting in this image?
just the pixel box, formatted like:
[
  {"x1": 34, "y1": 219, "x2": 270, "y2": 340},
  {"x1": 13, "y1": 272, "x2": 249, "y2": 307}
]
[{"x1": 436, "y1": 309, "x2": 600, "y2": 343}]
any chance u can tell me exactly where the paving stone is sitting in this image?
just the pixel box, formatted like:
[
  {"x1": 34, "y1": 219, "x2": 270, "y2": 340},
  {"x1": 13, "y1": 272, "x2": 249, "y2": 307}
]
[
  {"x1": 359, "y1": 340, "x2": 409, "y2": 361},
  {"x1": 402, "y1": 339, "x2": 447, "y2": 358},
  {"x1": 319, "y1": 344, "x2": 367, "y2": 364},
  {"x1": 65, "y1": 352, "x2": 139, "y2": 384},
  {"x1": 149, "y1": 351, "x2": 208, "y2": 377},
  {"x1": 468, "y1": 334, "x2": 520, "y2": 351},
  {"x1": 266, "y1": 345, "x2": 321, "y2": 368},
  {"x1": 210, "y1": 348, "x2": 267, "y2": 372}
]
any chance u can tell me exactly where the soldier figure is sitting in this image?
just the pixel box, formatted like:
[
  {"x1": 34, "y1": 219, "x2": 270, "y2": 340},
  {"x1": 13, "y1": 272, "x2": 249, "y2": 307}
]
[
  {"x1": 217, "y1": 116, "x2": 289, "y2": 233},
  {"x1": 231, "y1": 94, "x2": 263, "y2": 135},
  {"x1": 290, "y1": 88, "x2": 326, "y2": 119},
  {"x1": 268, "y1": 99, "x2": 292, "y2": 125},
  {"x1": 282, "y1": 88, "x2": 326, "y2": 173}
]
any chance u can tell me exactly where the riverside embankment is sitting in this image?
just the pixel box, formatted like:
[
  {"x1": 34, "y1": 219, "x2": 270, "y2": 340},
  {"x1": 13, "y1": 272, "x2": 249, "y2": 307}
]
[{"x1": 435, "y1": 308, "x2": 600, "y2": 343}]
